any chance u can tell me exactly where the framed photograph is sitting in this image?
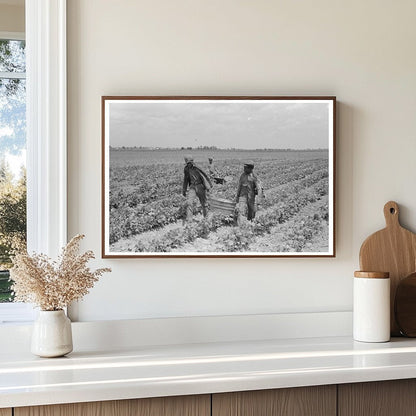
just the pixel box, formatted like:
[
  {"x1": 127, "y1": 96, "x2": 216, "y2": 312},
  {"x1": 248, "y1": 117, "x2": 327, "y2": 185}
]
[{"x1": 102, "y1": 96, "x2": 336, "y2": 258}]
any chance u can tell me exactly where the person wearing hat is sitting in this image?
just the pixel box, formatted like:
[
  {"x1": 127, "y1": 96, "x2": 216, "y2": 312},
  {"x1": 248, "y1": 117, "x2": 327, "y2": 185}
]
[
  {"x1": 208, "y1": 157, "x2": 216, "y2": 177},
  {"x1": 235, "y1": 160, "x2": 259, "y2": 223},
  {"x1": 208, "y1": 157, "x2": 225, "y2": 185},
  {"x1": 183, "y1": 155, "x2": 212, "y2": 222}
]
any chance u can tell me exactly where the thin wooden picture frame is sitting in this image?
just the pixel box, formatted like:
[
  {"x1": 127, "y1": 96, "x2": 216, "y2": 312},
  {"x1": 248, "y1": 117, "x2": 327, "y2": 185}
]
[{"x1": 102, "y1": 96, "x2": 336, "y2": 258}]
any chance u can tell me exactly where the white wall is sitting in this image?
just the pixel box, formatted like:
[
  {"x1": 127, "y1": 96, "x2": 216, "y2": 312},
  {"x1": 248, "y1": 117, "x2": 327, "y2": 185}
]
[{"x1": 67, "y1": 0, "x2": 416, "y2": 322}]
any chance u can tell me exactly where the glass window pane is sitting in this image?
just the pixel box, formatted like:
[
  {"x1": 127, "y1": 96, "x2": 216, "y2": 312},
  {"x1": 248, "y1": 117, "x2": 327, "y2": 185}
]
[
  {"x1": 0, "y1": 40, "x2": 26, "y2": 73},
  {"x1": 0, "y1": 78, "x2": 26, "y2": 153},
  {"x1": 0, "y1": 76, "x2": 26, "y2": 303}
]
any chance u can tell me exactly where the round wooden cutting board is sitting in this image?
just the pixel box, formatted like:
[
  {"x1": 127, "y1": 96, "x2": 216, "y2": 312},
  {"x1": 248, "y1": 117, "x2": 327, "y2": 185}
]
[
  {"x1": 359, "y1": 201, "x2": 416, "y2": 336},
  {"x1": 395, "y1": 272, "x2": 416, "y2": 337}
]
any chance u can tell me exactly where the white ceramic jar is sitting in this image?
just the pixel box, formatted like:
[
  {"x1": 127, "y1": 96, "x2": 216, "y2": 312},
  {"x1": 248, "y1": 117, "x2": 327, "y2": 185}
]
[
  {"x1": 31, "y1": 310, "x2": 73, "y2": 357},
  {"x1": 353, "y1": 271, "x2": 390, "y2": 343}
]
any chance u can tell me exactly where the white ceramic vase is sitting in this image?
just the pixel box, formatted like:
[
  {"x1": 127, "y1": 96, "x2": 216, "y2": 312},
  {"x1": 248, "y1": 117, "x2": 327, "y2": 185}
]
[{"x1": 31, "y1": 310, "x2": 73, "y2": 357}]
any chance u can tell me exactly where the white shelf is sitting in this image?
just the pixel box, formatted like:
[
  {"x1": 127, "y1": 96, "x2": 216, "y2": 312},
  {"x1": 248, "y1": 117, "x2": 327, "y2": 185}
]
[{"x1": 2, "y1": 336, "x2": 416, "y2": 408}]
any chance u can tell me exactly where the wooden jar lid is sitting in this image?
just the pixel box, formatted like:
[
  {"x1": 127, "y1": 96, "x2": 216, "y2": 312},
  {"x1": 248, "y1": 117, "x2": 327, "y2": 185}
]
[{"x1": 354, "y1": 271, "x2": 390, "y2": 279}]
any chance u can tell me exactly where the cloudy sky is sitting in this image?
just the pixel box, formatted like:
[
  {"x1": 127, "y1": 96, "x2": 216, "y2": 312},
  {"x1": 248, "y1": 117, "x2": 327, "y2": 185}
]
[{"x1": 108, "y1": 100, "x2": 331, "y2": 150}]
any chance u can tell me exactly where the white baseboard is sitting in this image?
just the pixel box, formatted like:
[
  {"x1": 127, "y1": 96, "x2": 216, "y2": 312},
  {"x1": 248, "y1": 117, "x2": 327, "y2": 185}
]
[{"x1": 0, "y1": 311, "x2": 352, "y2": 353}]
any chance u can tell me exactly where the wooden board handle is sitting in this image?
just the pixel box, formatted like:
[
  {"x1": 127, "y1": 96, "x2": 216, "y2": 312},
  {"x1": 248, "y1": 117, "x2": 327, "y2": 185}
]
[{"x1": 384, "y1": 201, "x2": 400, "y2": 228}]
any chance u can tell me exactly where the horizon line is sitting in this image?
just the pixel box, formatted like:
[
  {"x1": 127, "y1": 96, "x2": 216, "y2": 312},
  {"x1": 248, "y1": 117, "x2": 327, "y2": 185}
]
[{"x1": 110, "y1": 146, "x2": 329, "y2": 151}]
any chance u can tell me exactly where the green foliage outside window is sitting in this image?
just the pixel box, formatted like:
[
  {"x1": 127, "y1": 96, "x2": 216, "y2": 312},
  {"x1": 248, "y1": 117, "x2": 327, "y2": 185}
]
[
  {"x1": 0, "y1": 38, "x2": 27, "y2": 302},
  {"x1": 0, "y1": 163, "x2": 26, "y2": 302}
]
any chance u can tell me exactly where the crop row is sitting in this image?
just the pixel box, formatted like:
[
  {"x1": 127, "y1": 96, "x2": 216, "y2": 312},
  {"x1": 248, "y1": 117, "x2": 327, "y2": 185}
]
[
  {"x1": 109, "y1": 193, "x2": 185, "y2": 244},
  {"x1": 216, "y1": 178, "x2": 328, "y2": 252},
  {"x1": 109, "y1": 158, "x2": 327, "y2": 209},
  {"x1": 110, "y1": 164, "x2": 180, "y2": 207},
  {"x1": 261, "y1": 167, "x2": 328, "y2": 209},
  {"x1": 212, "y1": 159, "x2": 327, "y2": 201},
  {"x1": 132, "y1": 177, "x2": 328, "y2": 252},
  {"x1": 109, "y1": 158, "x2": 328, "y2": 244},
  {"x1": 133, "y1": 214, "x2": 232, "y2": 252},
  {"x1": 267, "y1": 215, "x2": 326, "y2": 252},
  {"x1": 280, "y1": 207, "x2": 329, "y2": 252},
  {"x1": 249, "y1": 197, "x2": 329, "y2": 253}
]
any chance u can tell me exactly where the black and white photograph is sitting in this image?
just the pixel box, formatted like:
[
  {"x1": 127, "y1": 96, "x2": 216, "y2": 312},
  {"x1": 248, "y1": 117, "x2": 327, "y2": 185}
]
[{"x1": 102, "y1": 97, "x2": 335, "y2": 257}]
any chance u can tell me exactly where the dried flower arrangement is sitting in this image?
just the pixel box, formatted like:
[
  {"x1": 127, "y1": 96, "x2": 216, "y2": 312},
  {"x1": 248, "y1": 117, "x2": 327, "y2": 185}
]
[{"x1": 10, "y1": 234, "x2": 111, "y2": 311}]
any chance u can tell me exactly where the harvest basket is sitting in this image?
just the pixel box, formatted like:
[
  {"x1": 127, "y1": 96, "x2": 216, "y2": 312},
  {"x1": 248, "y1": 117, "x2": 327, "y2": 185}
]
[{"x1": 209, "y1": 196, "x2": 236, "y2": 215}]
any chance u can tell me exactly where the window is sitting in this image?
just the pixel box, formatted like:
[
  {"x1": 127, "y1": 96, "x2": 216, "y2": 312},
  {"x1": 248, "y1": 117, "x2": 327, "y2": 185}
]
[
  {"x1": 0, "y1": 35, "x2": 26, "y2": 302},
  {"x1": 0, "y1": 1, "x2": 67, "y2": 324},
  {"x1": 0, "y1": 32, "x2": 35, "y2": 323}
]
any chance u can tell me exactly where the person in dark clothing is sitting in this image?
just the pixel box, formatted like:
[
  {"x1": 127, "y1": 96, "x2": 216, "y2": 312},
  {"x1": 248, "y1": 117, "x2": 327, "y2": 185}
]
[
  {"x1": 208, "y1": 157, "x2": 225, "y2": 185},
  {"x1": 182, "y1": 155, "x2": 212, "y2": 222},
  {"x1": 236, "y1": 160, "x2": 259, "y2": 223}
]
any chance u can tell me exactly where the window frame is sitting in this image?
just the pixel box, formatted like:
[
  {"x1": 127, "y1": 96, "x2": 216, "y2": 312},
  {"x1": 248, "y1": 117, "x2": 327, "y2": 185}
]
[
  {"x1": 0, "y1": 31, "x2": 30, "y2": 320},
  {"x1": 0, "y1": 0, "x2": 67, "y2": 324},
  {"x1": 26, "y1": 0, "x2": 67, "y2": 257}
]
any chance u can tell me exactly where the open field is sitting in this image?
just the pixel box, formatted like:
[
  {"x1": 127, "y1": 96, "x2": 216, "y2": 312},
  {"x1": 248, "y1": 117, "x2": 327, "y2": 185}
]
[{"x1": 108, "y1": 149, "x2": 330, "y2": 254}]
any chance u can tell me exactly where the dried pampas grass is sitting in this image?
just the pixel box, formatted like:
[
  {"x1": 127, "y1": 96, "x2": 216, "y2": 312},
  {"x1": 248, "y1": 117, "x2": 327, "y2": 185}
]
[{"x1": 10, "y1": 234, "x2": 111, "y2": 311}]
